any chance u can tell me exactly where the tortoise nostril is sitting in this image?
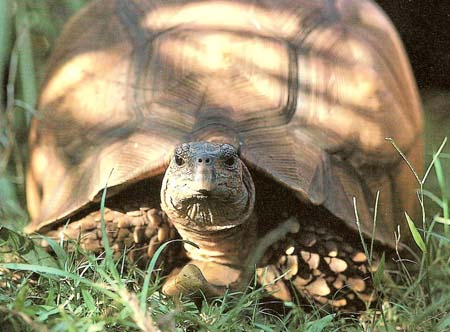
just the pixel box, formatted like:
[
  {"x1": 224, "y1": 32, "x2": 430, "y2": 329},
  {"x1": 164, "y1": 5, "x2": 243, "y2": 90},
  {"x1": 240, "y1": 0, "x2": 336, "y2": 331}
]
[{"x1": 197, "y1": 157, "x2": 212, "y2": 164}]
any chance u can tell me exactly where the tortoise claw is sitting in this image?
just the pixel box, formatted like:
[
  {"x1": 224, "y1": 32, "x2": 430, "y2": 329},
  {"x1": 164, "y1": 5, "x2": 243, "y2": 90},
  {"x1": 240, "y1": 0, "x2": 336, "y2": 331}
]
[{"x1": 162, "y1": 264, "x2": 226, "y2": 298}]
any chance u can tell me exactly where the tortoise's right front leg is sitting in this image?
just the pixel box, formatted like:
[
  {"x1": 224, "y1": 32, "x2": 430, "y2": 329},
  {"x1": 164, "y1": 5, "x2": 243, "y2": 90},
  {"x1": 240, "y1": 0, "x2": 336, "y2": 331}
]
[{"x1": 43, "y1": 207, "x2": 184, "y2": 269}]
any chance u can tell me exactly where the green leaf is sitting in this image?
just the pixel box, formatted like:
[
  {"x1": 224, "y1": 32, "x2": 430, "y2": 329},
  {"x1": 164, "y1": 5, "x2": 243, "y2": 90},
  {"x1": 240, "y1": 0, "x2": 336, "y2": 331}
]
[
  {"x1": 0, "y1": 226, "x2": 58, "y2": 268},
  {"x1": 0, "y1": 177, "x2": 28, "y2": 224},
  {"x1": 45, "y1": 286, "x2": 56, "y2": 306},
  {"x1": 14, "y1": 284, "x2": 29, "y2": 310},
  {"x1": 373, "y1": 252, "x2": 385, "y2": 287},
  {"x1": 15, "y1": 0, "x2": 38, "y2": 108},
  {"x1": 36, "y1": 234, "x2": 67, "y2": 265},
  {"x1": 305, "y1": 314, "x2": 334, "y2": 332},
  {"x1": 99, "y1": 169, "x2": 120, "y2": 281},
  {"x1": 423, "y1": 137, "x2": 447, "y2": 184},
  {"x1": 1, "y1": 263, "x2": 120, "y2": 301},
  {"x1": 36, "y1": 306, "x2": 59, "y2": 322},
  {"x1": 0, "y1": 0, "x2": 12, "y2": 104},
  {"x1": 405, "y1": 212, "x2": 427, "y2": 253},
  {"x1": 423, "y1": 230, "x2": 450, "y2": 243},
  {"x1": 81, "y1": 287, "x2": 97, "y2": 312},
  {"x1": 434, "y1": 216, "x2": 450, "y2": 225},
  {"x1": 437, "y1": 313, "x2": 450, "y2": 331},
  {"x1": 140, "y1": 238, "x2": 198, "y2": 311},
  {"x1": 253, "y1": 323, "x2": 275, "y2": 332}
]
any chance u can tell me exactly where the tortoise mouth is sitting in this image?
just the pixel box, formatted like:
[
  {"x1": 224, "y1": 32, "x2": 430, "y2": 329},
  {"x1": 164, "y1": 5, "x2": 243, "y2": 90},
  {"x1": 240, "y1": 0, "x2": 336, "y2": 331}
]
[
  {"x1": 175, "y1": 195, "x2": 241, "y2": 226},
  {"x1": 190, "y1": 194, "x2": 210, "y2": 200},
  {"x1": 182, "y1": 190, "x2": 234, "y2": 202}
]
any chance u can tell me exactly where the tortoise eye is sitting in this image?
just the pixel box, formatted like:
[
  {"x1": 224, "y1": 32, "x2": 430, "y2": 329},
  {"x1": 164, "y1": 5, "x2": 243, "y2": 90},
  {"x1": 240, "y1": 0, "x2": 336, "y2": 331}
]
[
  {"x1": 224, "y1": 155, "x2": 236, "y2": 167},
  {"x1": 175, "y1": 155, "x2": 185, "y2": 166}
]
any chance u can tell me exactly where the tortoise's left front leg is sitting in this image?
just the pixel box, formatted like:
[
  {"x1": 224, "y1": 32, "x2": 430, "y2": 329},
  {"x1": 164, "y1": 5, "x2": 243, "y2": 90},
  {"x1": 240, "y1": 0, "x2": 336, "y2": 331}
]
[{"x1": 257, "y1": 220, "x2": 378, "y2": 311}]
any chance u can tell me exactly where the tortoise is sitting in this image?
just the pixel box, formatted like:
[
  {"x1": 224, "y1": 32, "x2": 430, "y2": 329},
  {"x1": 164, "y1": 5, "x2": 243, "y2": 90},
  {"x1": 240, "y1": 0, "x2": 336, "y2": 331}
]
[{"x1": 26, "y1": 0, "x2": 423, "y2": 311}]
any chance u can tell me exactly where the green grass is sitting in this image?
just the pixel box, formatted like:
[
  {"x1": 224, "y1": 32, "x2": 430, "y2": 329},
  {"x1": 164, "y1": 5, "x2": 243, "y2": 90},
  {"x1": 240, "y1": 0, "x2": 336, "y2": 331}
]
[{"x1": 1, "y1": 1, "x2": 450, "y2": 331}]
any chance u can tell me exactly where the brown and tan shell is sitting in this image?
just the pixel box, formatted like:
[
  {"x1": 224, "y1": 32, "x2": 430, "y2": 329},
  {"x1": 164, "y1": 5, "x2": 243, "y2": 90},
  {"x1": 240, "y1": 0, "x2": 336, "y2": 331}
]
[{"x1": 26, "y1": 0, "x2": 423, "y2": 247}]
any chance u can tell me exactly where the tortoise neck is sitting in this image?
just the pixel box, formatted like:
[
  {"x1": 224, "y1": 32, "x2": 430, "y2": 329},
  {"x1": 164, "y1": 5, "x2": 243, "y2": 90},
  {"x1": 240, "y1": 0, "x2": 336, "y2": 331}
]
[{"x1": 172, "y1": 213, "x2": 258, "y2": 267}]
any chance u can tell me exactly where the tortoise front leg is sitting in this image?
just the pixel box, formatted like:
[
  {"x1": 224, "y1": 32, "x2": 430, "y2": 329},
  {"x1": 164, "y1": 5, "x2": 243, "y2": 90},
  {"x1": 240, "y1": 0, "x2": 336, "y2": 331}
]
[
  {"x1": 258, "y1": 221, "x2": 378, "y2": 311},
  {"x1": 162, "y1": 263, "x2": 230, "y2": 298},
  {"x1": 43, "y1": 207, "x2": 183, "y2": 268}
]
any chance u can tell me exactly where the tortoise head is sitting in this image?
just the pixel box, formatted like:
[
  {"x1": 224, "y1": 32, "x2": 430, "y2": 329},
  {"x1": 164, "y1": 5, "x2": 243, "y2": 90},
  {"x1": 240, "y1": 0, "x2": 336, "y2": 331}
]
[{"x1": 160, "y1": 142, "x2": 255, "y2": 232}]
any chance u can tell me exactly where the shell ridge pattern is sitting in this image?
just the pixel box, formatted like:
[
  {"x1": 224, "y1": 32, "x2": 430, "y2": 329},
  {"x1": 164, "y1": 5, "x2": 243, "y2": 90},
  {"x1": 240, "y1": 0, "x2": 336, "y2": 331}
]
[
  {"x1": 27, "y1": 0, "x2": 422, "y2": 250},
  {"x1": 147, "y1": 29, "x2": 298, "y2": 136}
]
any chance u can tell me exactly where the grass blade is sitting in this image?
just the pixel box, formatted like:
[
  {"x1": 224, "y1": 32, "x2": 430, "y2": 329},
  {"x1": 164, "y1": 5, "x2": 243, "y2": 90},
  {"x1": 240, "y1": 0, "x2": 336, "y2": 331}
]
[
  {"x1": 423, "y1": 229, "x2": 450, "y2": 243},
  {"x1": 405, "y1": 212, "x2": 427, "y2": 253},
  {"x1": 140, "y1": 239, "x2": 197, "y2": 311},
  {"x1": 353, "y1": 197, "x2": 369, "y2": 259},
  {"x1": 385, "y1": 138, "x2": 421, "y2": 184},
  {"x1": 373, "y1": 252, "x2": 385, "y2": 287},
  {"x1": 434, "y1": 216, "x2": 450, "y2": 226},
  {"x1": 423, "y1": 138, "x2": 447, "y2": 184},
  {"x1": 305, "y1": 314, "x2": 334, "y2": 332},
  {"x1": 99, "y1": 169, "x2": 120, "y2": 281},
  {"x1": 0, "y1": 0, "x2": 12, "y2": 106},
  {"x1": 370, "y1": 191, "x2": 380, "y2": 264},
  {"x1": 1, "y1": 262, "x2": 121, "y2": 301},
  {"x1": 423, "y1": 190, "x2": 444, "y2": 209},
  {"x1": 0, "y1": 226, "x2": 58, "y2": 268},
  {"x1": 81, "y1": 287, "x2": 97, "y2": 312},
  {"x1": 36, "y1": 235, "x2": 68, "y2": 265},
  {"x1": 15, "y1": 0, "x2": 38, "y2": 110}
]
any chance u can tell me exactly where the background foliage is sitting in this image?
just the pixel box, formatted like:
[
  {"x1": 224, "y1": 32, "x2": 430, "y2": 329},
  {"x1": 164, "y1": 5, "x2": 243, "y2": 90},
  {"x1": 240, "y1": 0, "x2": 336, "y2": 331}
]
[{"x1": 0, "y1": 0, "x2": 88, "y2": 228}]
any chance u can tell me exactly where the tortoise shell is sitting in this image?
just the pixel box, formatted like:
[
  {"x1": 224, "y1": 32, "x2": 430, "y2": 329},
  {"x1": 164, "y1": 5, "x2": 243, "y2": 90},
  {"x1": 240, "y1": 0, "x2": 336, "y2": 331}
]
[{"x1": 27, "y1": 0, "x2": 423, "y2": 247}]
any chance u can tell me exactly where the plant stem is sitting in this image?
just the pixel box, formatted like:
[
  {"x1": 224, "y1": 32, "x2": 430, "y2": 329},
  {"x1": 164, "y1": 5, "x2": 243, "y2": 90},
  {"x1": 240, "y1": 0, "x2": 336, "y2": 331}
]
[
  {"x1": 15, "y1": 0, "x2": 37, "y2": 116},
  {"x1": 0, "y1": 0, "x2": 13, "y2": 111}
]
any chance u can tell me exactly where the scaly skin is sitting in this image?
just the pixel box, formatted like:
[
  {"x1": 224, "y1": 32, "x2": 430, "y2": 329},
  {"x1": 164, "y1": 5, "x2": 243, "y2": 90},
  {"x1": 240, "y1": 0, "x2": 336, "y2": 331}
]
[
  {"x1": 160, "y1": 142, "x2": 377, "y2": 311},
  {"x1": 160, "y1": 142, "x2": 257, "y2": 286}
]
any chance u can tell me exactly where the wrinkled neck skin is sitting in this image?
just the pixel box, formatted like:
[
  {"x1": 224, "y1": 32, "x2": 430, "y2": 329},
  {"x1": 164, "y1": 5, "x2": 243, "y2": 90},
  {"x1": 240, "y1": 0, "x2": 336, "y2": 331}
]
[{"x1": 160, "y1": 142, "x2": 256, "y2": 268}]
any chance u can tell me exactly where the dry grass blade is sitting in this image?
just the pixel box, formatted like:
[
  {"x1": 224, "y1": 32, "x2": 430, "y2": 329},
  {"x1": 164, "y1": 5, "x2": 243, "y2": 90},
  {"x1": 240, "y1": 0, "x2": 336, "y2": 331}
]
[{"x1": 120, "y1": 289, "x2": 163, "y2": 332}]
